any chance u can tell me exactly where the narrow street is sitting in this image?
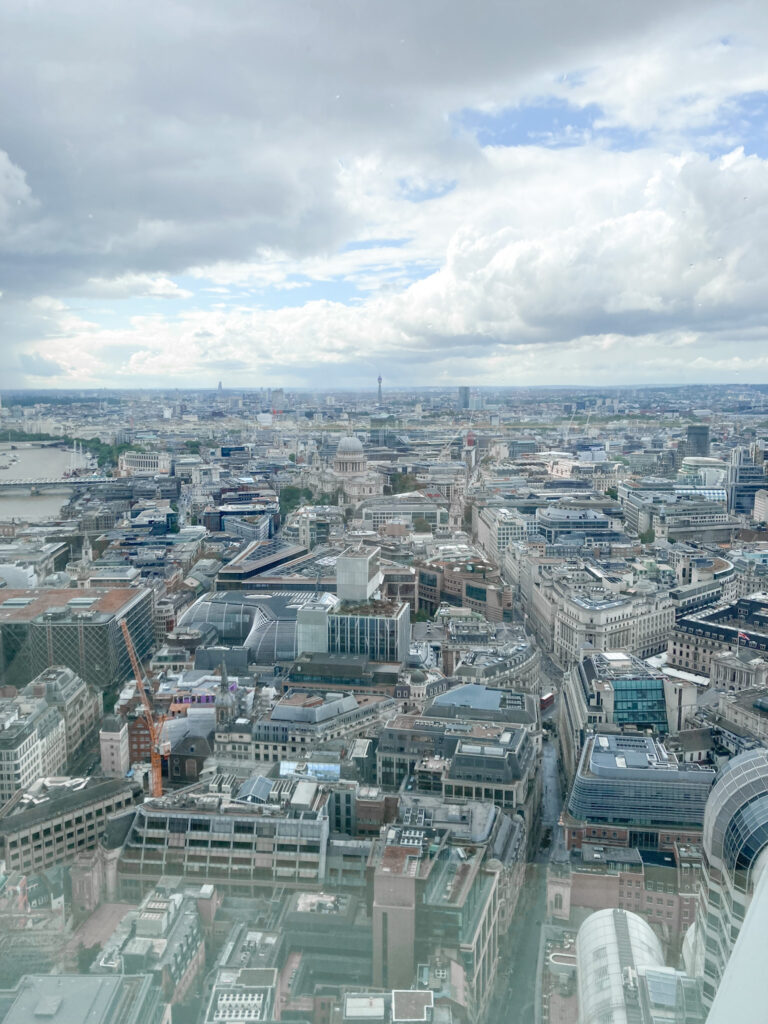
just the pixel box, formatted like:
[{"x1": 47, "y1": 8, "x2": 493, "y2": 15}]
[{"x1": 489, "y1": 738, "x2": 563, "y2": 1024}]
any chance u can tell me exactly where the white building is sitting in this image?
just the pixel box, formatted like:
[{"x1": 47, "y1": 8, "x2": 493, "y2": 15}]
[
  {"x1": 336, "y1": 545, "x2": 382, "y2": 603},
  {"x1": 117, "y1": 450, "x2": 172, "y2": 476},
  {"x1": 753, "y1": 488, "x2": 768, "y2": 523},
  {"x1": 475, "y1": 507, "x2": 528, "y2": 565},
  {"x1": 22, "y1": 666, "x2": 103, "y2": 768},
  {"x1": 0, "y1": 697, "x2": 67, "y2": 803},
  {"x1": 100, "y1": 715, "x2": 131, "y2": 778}
]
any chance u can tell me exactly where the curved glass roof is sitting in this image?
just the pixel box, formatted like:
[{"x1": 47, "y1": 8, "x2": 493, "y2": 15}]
[
  {"x1": 703, "y1": 748, "x2": 768, "y2": 879},
  {"x1": 576, "y1": 908, "x2": 663, "y2": 1024},
  {"x1": 178, "y1": 590, "x2": 337, "y2": 664}
]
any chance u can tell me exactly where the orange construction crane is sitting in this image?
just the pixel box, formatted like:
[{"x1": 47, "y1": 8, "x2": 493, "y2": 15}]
[{"x1": 120, "y1": 618, "x2": 167, "y2": 798}]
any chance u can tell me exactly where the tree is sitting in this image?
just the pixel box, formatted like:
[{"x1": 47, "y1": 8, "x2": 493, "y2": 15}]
[
  {"x1": 413, "y1": 517, "x2": 432, "y2": 533},
  {"x1": 279, "y1": 485, "x2": 313, "y2": 516},
  {"x1": 605, "y1": 486, "x2": 618, "y2": 500},
  {"x1": 390, "y1": 472, "x2": 420, "y2": 494},
  {"x1": 76, "y1": 943, "x2": 99, "y2": 972},
  {"x1": 638, "y1": 528, "x2": 656, "y2": 544}
]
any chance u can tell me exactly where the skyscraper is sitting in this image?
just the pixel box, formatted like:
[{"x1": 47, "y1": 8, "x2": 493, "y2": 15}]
[
  {"x1": 694, "y1": 748, "x2": 768, "y2": 1006},
  {"x1": 687, "y1": 423, "x2": 710, "y2": 456},
  {"x1": 377, "y1": 374, "x2": 382, "y2": 404},
  {"x1": 457, "y1": 385, "x2": 470, "y2": 409}
]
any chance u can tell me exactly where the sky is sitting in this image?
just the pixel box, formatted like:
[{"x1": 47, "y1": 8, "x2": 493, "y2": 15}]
[{"x1": 2, "y1": 0, "x2": 768, "y2": 390}]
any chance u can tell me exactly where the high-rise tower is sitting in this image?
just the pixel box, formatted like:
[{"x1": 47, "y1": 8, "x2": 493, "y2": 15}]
[{"x1": 377, "y1": 375, "x2": 382, "y2": 404}]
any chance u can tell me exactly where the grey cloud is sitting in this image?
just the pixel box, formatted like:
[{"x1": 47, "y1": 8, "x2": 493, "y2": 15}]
[
  {"x1": 0, "y1": 0, "x2": 711, "y2": 300},
  {"x1": 17, "y1": 351, "x2": 65, "y2": 377},
  {"x1": 2, "y1": 0, "x2": 767, "y2": 387}
]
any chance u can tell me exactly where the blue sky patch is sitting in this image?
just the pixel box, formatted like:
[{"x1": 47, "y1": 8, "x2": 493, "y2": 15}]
[
  {"x1": 694, "y1": 90, "x2": 768, "y2": 158},
  {"x1": 453, "y1": 98, "x2": 648, "y2": 151},
  {"x1": 398, "y1": 177, "x2": 457, "y2": 202},
  {"x1": 342, "y1": 237, "x2": 410, "y2": 252}
]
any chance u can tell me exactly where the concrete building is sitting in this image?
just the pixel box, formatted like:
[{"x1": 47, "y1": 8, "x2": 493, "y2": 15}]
[
  {"x1": 534, "y1": 507, "x2": 612, "y2": 543},
  {"x1": 0, "y1": 974, "x2": 164, "y2": 1024},
  {"x1": 0, "y1": 696, "x2": 67, "y2": 803},
  {"x1": 475, "y1": 507, "x2": 528, "y2": 565},
  {"x1": 215, "y1": 689, "x2": 397, "y2": 764},
  {"x1": 0, "y1": 776, "x2": 142, "y2": 873},
  {"x1": 710, "y1": 648, "x2": 768, "y2": 691},
  {"x1": 370, "y1": 823, "x2": 501, "y2": 1021},
  {"x1": 117, "y1": 450, "x2": 172, "y2": 476},
  {"x1": 753, "y1": 488, "x2": 768, "y2": 522},
  {"x1": 116, "y1": 775, "x2": 332, "y2": 901},
  {"x1": 22, "y1": 666, "x2": 103, "y2": 768},
  {"x1": 715, "y1": 689, "x2": 768, "y2": 745},
  {"x1": 622, "y1": 490, "x2": 736, "y2": 543},
  {"x1": 100, "y1": 714, "x2": 131, "y2": 777},
  {"x1": 377, "y1": 695, "x2": 539, "y2": 827},
  {"x1": 336, "y1": 546, "x2": 383, "y2": 603},
  {"x1": 297, "y1": 596, "x2": 411, "y2": 664},
  {"x1": 552, "y1": 585, "x2": 674, "y2": 667},
  {"x1": 358, "y1": 493, "x2": 450, "y2": 532},
  {"x1": 94, "y1": 886, "x2": 206, "y2": 1005},
  {"x1": 668, "y1": 593, "x2": 768, "y2": 676}
]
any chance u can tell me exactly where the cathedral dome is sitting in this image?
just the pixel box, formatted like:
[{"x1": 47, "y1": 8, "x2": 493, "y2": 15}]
[
  {"x1": 334, "y1": 435, "x2": 366, "y2": 476},
  {"x1": 336, "y1": 435, "x2": 364, "y2": 455}
]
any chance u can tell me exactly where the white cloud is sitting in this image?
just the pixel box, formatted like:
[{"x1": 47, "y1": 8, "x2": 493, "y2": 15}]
[
  {"x1": 2, "y1": 0, "x2": 768, "y2": 386},
  {"x1": 22, "y1": 141, "x2": 768, "y2": 386},
  {"x1": 83, "y1": 274, "x2": 193, "y2": 299}
]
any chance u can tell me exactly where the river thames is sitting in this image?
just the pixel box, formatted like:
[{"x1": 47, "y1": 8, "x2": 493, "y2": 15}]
[{"x1": 0, "y1": 443, "x2": 75, "y2": 522}]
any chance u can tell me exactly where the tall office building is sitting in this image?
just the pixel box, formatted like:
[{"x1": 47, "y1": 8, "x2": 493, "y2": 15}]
[
  {"x1": 297, "y1": 593, "x2": 410, "y2": 664},
  {"x1": 726, "y1": 447, "x2": 766, "y2": 513},
  {"x1": 0, "y1": 588, "x2": 154, "y2": 690},
  {"x1": 686, "y1": 424, "x2": 710, "y2": 457},
  {"x1": 694, "y1": 748, "x2": 768, "y2": 1006},
  {"x1": 457, "y1": 385, "x2": 470, "y2": 410}
]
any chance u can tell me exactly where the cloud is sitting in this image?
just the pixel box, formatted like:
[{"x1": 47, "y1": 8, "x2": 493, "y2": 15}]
[
  {"x1": 83, "y1": 274, "x2": 193, "y2": 299},
  {"x1": 17, "y1": 351, "x2": 65, "y2": 378},
  {"x1": 1, "y1": 0, "x2": 768, "y2": 386}
]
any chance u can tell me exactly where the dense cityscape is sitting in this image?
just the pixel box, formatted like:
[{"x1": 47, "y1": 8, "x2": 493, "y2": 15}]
[{"x1": 0, "y1": 384, "x2": 766, "y2": 1022}]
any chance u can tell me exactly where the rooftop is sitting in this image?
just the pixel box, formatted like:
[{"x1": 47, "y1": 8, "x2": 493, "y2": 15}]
[{"x1": 0, "y1": 587, "x2": 148, "y2": 622}]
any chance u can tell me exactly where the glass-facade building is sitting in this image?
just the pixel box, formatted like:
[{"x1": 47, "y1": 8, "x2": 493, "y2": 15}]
[
  {"x1": 695, "y1": 748, "x2": 768, "y2": 1006},
  {"x1": 568, "y1": 734, "x2": 715, "y2": 831}
]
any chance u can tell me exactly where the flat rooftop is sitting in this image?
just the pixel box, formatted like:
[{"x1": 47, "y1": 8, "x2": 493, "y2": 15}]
[
  {"x1": 0, "y1": 778, "x2": 140, "y2": 834},
  {"x1": 0, "y1": 588, "x2": 146, "y2": 622},
  {"x1": 0, "y1": 974, "x2": 148, "y2": 1024}
]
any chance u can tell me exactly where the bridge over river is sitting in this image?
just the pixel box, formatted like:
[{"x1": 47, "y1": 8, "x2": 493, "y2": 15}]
[{"x1": 0, "y1": 476, "x2": 115, "y2": 492}]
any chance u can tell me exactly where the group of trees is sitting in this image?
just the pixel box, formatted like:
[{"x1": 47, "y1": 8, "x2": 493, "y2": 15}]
[
  {"x1": 278, "y1": 485, "x2": 314, "y2": 516},
  {"x1": 388, "y1": 472, "x2": 420, "y2": 494}
]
